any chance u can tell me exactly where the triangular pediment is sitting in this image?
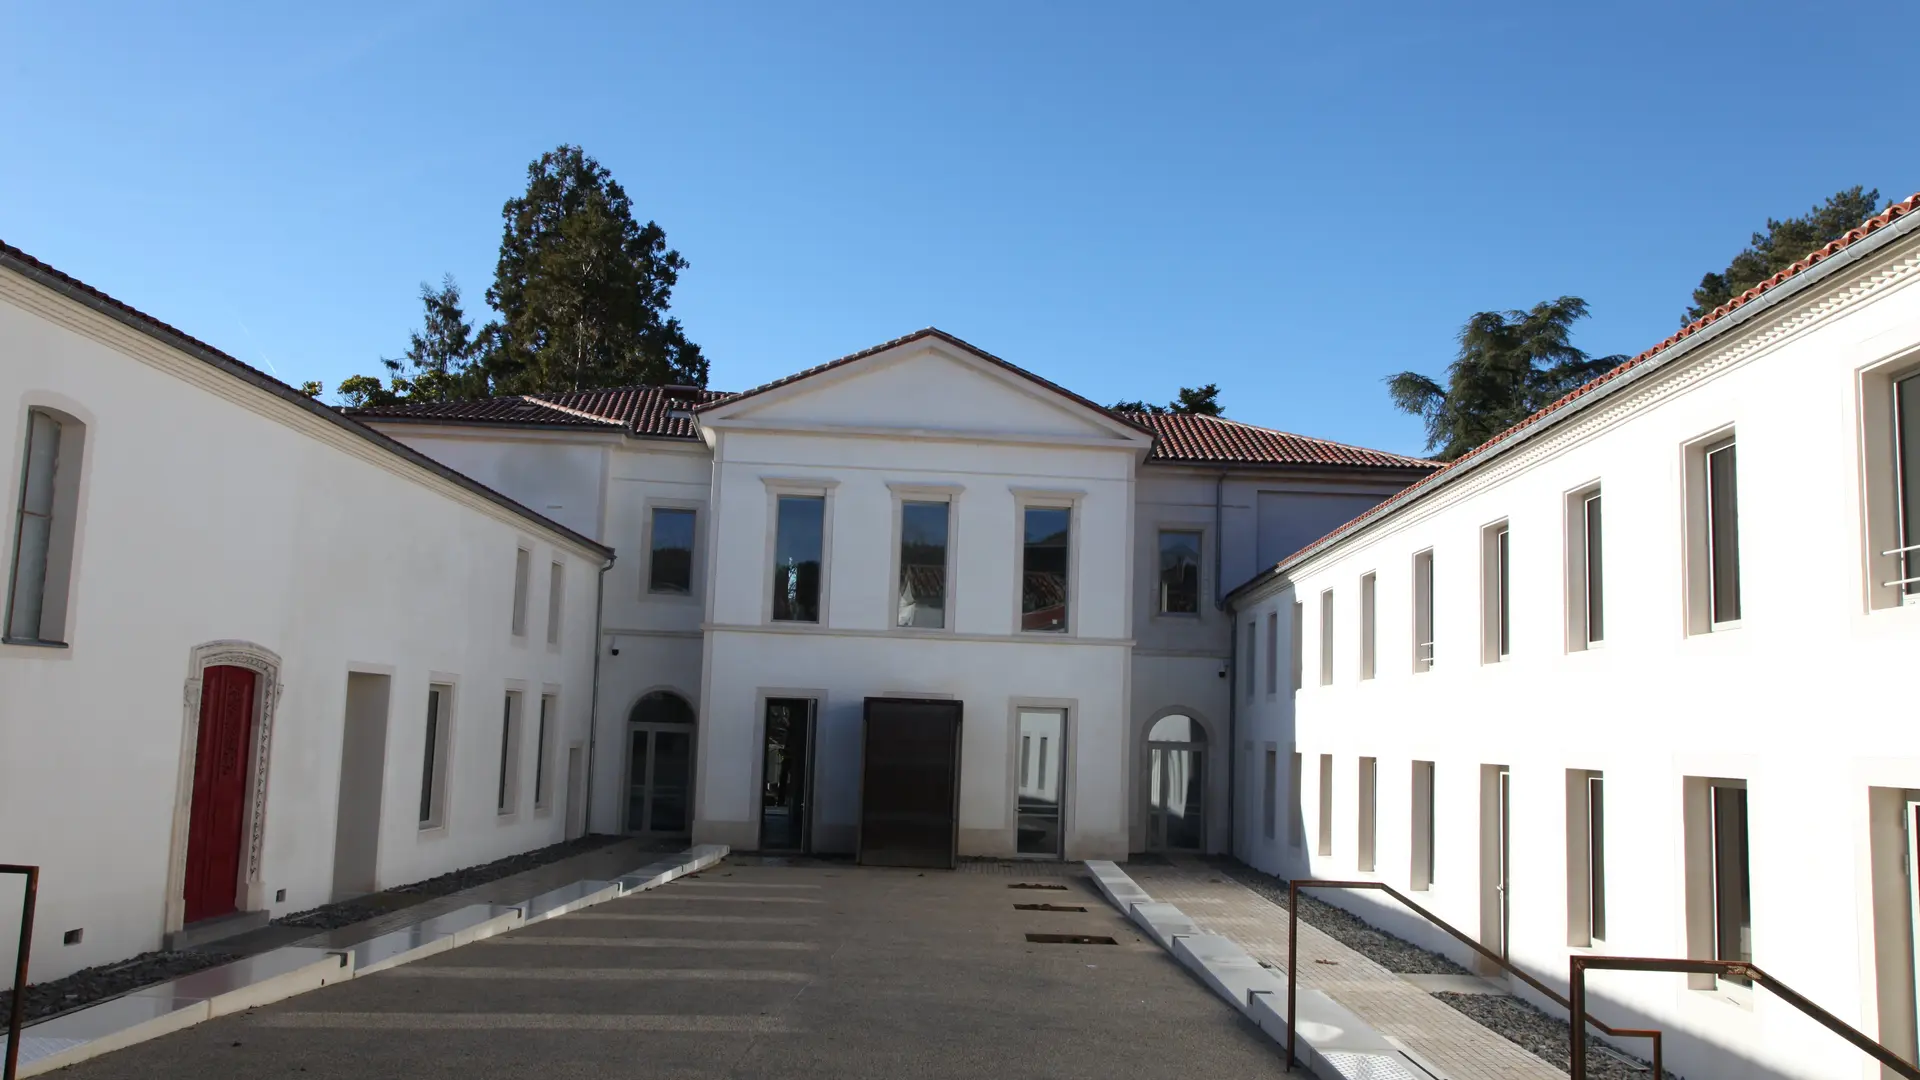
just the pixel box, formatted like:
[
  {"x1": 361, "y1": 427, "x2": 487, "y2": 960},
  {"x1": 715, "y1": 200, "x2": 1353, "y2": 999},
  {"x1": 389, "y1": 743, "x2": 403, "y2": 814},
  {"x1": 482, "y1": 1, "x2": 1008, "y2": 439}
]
[{"x1": 699, "y1": 331, "x2": 1150, "y2": 447}]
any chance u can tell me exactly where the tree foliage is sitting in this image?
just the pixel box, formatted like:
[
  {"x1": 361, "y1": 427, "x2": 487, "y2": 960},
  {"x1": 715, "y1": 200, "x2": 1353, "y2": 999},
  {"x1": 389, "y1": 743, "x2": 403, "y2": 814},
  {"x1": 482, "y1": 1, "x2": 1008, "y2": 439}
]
[
  {"x1": 1109, "y1": 383, "x2": 1224, "y2": 416},
  {"x1": 1387, "y1": 297, "x2": 1622, "y2": 461},
  {"x1": 1683, "y1": 186, "x2": 1880, "y2": 324},
  {"x1": 479, "y1": 145, "x2": 705, "y2": 393},
  {"x1": 336, "y1": 276, "x2": 481, "y2": 406}
]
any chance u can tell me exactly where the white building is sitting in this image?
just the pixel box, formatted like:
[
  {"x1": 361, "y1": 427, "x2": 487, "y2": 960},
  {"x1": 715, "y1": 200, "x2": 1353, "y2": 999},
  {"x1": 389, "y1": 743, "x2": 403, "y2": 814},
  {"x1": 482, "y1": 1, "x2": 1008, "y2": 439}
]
[
  {"x1": 352, "y1": 329, "x2": 1431, "y2": 862},
  {"x1": 1229, "y1": 194, "x2": 1920, "y2": 1079},
  {"x1": 0, "y1": 244, "x2": 611, "y2": 980}
]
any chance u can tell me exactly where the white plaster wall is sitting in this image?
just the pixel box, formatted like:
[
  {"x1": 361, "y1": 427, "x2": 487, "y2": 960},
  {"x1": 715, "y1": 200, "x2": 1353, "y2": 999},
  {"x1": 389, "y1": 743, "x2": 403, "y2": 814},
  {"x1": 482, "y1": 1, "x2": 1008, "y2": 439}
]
[
  {"x1": 0, "y1": 284, "x2": 602, "y2": 981},
  {"x1": 380, "y1": 429, "x2": 609, "y2": 541},
  {"x1": 1232, "y1": 240, "x2": 1920, "y2": 1080}
]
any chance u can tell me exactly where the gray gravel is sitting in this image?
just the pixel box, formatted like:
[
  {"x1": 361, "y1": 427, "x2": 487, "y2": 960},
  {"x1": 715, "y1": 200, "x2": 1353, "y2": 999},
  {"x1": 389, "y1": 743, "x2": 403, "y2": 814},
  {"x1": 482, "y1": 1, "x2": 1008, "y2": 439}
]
[
  {"x1": 1436, "y1": 992, "x2": 1678, "y2": 1080},
  {"x1": 0, "y1": 948, "x2": 240, "y2": 1025},
  {"x1": 1206, "y1": 857, "x2": 1469, "y2": 975}
]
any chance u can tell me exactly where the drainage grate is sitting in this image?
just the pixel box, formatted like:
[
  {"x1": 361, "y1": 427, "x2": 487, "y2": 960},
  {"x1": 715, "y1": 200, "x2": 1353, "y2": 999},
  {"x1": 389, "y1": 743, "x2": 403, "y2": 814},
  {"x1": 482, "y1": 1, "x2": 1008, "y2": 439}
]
[
  {"x1": 1025, "y1": 933, "x2": 1117, "y2": 945},
  {"x1": 1013, "y1": 903, "x2": 1087, "y2": 912},
  {"x1": 1008, "y1": 882, "x2": 1069, "y2": 891}
]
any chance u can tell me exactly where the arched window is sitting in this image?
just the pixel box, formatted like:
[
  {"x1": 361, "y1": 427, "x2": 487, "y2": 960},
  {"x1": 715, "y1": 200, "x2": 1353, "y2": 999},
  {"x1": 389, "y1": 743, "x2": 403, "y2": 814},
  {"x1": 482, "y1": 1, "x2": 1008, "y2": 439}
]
[
  {"x1": 7, "y1": 406, "x2": 86, "y2": 645},
  {"x1": 1147, "y1": 713, "x2": 1205, "y2": 744},
  {"x1": 629, "y1": 690, "x2": 694, "y2": 726}
]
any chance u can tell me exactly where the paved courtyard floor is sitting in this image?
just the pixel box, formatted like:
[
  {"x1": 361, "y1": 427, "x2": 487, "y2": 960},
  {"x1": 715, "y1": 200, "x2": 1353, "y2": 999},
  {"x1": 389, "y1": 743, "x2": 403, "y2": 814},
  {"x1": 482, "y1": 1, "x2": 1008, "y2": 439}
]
[{"x1": 53, "y1": 860, "x2": 1291, "y2": 1080}]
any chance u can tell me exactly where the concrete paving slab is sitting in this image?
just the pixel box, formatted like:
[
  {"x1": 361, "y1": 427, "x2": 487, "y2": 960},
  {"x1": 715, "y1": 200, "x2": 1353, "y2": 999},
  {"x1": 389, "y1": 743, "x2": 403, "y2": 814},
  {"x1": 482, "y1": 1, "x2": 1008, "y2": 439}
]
[
  {"x1": 1129, "y1": 900, "x2": 1200, "y2": 949},
  {"x1": 165, "y1": 946, "x2": 351, "y2": 1018},
  {"x1": 516, "y1": 879, "x2": 619, "y2": 924},
  {"x1": 1173, "y1": 932, "x2": 1285, "y2": 1013},
  {"x1": 1085, "y1": 858, "x2": 1153, "y2": 910}
]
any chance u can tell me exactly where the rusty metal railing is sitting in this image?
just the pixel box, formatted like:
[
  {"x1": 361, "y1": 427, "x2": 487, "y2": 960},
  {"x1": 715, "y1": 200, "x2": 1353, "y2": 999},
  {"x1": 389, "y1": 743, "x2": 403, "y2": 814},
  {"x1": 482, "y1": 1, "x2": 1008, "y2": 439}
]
[
  {"x1": 1569, "y1": 955, "x2": 1920, "y2": 1080},
  {"x1": 1284, "y1": 879, "x2": 1661, "y2": 1074},
  {"x1": 1, "y1": 864, "x2": 38, "y2": 1080}
]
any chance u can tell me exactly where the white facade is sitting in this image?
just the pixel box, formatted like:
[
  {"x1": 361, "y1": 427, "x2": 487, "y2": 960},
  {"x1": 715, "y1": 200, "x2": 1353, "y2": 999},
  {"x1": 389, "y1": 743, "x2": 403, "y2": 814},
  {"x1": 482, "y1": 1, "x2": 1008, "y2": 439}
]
[
  {"x1": 0, "y1": 252, "x2": 609, "y2": 981},
  {"x1": 1230, "y1": 205, "x2": 1920, "y2": 1078}
]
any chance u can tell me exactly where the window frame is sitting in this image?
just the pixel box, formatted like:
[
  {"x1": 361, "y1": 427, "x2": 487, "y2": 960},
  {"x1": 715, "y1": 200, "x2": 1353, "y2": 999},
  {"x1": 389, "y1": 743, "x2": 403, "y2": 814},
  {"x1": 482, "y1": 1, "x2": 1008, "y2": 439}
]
[
  {"x1": 1358, "y1": 571, "x2": 1377, "y2": 680},
  {"x1": 1262, "y1": 745, "x2": 1278, "y2": 841},
  {"x1": 887, "y1": 482, "x2": 963, "y2": 633},
  {"x1": 1357, "y1": 756, "x2": 1378, "y2": 873},
  {"x1": 1481, "y1": 521, "x2": 1511, "y2": 664},
  {"x1": 1154, "y1": 526, "x2": 1205, "y2": 618},
  {"x1": 1410, "y1": 760, "x2": 1436, "y2": 890},
  {"x1": 1264, "y1": 609, "x2": 1278, "y2": 696},
  {"x1": 1412, "y1": 549, "x2": 1436, "y2": 672},
  {"x1": 1683, "y1": 428, "x2": 1741, "y2": 634},
  {"x1": 643, "y1": 500, "x2": 702, "y2": 599},
  {"x1": 533, "y1": 691, "x2": 558, "y2": 813},
  {"x1": 418, "y1": 681, "x2": 455, "y2": 833},
  {"x1": 762, "y1": 478, "x2": 838, "y2": 626},
  {"x1": 1859, "y1": 354, "x2": 1920, "y2": 609},
  {"x1": 510, "y1": 546, "x2": 532, "y2": 638},
  {"x1": 546, "y1": 561, "x2": 564, "y2": 647},
  {"x1": 1319, "y1": 588, "x2": 1335, "y2": 686},
  {"x1": 497, "y1": 688, "x2": 524, "y2": 817},
  {"x1": 1565, "y1": 484, "x2": 1604, "y2": 650},
  {"x1": 1011, "y1": 489, "x2": 1082, "y2": 636},
  {"x1": 1566, "y1": 768, "x2": 1606, "y2": 946},
  {"x1": 6, "y1": 404, "x2": 87, "y2": 648},
  {"x1": 1290, "y1": 600, "x2": 1304, "y2": 691}
]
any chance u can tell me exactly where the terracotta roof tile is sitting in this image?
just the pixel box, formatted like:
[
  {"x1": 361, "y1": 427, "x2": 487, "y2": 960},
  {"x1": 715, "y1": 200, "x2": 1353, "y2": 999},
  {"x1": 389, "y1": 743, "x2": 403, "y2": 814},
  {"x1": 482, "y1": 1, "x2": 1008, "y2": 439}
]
[
  {"x1": 1121, "y1": 412, "x2": 1434, "y2": 469},
  {"x1": 1242, "y1": 190, "x2": 1920, "y2": 589},
  {"x1": 349, "y1": 385, "x2": 732, "y2": 438}
]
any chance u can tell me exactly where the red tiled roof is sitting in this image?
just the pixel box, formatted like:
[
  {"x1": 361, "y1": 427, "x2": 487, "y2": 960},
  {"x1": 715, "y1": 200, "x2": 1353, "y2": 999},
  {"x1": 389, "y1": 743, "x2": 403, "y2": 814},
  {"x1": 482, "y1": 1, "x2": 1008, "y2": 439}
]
[
  {"x1": 0, "y1": 240, "x2": 613, "y2": 559},
  {"x1": 348, "y1": 384, "x2": 733, "y2": 438},
  {"x1": 1238, "y1": 190, "x2": 1920, "y2": 592},
  {"x1": 1123, "y1": 412, "x2": 1434, "y2": 470}
]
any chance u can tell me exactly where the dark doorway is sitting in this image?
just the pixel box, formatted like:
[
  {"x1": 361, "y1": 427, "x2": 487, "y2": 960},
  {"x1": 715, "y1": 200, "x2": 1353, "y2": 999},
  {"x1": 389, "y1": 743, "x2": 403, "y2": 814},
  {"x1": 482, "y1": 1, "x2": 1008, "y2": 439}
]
[
  {"x1": 760, "y1": 697, "x2": 816, "y2": 852},
  {"x1": 627, "y1": 691, "x2": 695, "y2": 837},
  {"x1": 185, "y1": 665, "x2": 257, "y2": 923},
  {"x1": 858, "y1": 697, "x2": 962, "y2": 869}
]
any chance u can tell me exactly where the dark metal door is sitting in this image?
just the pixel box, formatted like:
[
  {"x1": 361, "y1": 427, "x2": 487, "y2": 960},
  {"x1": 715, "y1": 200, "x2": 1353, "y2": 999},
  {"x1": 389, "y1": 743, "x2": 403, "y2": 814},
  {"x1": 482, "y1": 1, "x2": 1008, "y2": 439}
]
[{"x1": 857, "y1": 697, "x2": 962, "y2": 869}]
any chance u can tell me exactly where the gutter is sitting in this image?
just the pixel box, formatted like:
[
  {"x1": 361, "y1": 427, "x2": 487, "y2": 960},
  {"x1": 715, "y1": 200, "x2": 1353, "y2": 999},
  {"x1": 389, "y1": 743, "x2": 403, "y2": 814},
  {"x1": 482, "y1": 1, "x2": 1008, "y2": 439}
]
[
  {"x1": 1222, "y1": 205, "x2": 1920, "y2": 607},
  {"x1": 1215, "y1": 471, "x2": 1238, "y2": 858}
]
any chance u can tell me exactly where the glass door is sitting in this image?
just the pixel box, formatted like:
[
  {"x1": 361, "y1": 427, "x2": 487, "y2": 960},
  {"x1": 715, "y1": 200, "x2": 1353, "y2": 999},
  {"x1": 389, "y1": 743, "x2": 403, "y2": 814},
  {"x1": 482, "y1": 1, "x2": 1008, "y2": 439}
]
[
  {"x1": 1144, "y1": 714, "x2": 1206, "y2": 853},
  {"x1": 626, "y1": 726, "x2": 693, "y2": 837},
  {"x1": 1016, "y1": 708, "x2": 1066, "y2": 858},
  {"x1": 760, "y1": 698, "x2": 815, "y2": 852}
]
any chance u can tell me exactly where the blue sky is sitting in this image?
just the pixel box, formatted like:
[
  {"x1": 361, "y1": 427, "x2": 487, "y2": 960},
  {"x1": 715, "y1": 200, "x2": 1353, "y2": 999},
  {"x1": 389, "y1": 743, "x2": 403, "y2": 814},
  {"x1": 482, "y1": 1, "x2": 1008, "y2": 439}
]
[{"x1": 4, "y1": 2, "x2": 1913, "y2": 457}]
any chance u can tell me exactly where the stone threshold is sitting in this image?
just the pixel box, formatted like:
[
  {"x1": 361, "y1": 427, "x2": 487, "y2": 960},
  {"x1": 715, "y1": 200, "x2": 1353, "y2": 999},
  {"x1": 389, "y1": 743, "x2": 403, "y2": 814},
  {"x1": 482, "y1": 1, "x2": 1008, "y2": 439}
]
[
  {"x1": 1086, "y1": 860, "x2": 1447, "y2": 1080},
  {"x1": 0, "y1": 845, "x2": 728, "y2": 1078}
]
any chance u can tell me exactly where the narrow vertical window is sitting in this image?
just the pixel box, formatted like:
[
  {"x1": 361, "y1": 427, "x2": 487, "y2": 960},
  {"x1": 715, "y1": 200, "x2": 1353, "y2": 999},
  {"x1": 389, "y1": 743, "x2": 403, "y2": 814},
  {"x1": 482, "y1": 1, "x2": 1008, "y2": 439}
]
[
  {"x1": 1569, "y1": 487, "x2": 1604, "y2": 649},
  {"x1": 1358, "y1": 572, "x2": 1376, "y2": 681},
  {"x1": 897, "y1": 500, "x2": 950, "y2": 628},
  {"x1": 772, "y1": 495, "x2": 826, "y2": 622},
  {"x1": 648, "y1": 507, "x2": 696, "y2": 594},
  {"x1": 419, "y1": 686, "x2": 451, "y2": 829},
  {"x1": 1290, "y1": 601, "x2": 1304, "y2": 691},
  {"x1": 1482, "y1": 522, "x2": 1510, "y2": 663},
  {"x1": 1584, "y1": 494, "x2": 1604, "y2": 643},
  {"x1": 497, "y1": 692, "x2": 521, "y2": 813},
  {"x1": 1264, "y1": 610, "x2": 1278, "y2": 694},
  {"x1": 546, "y1": 562, "x2": 564, "y2": 645},
  {"x1": 534, "y1": 695, "x2": 554, "y2": 809},
  {"x1": 1262, "y1": 748, "x2": 1278, "y2": 840},
  {"x1": 1245, "y1": 620, "x2": 1257, "y2": 698},
  {"x1": 510, "y1": 548, "x2": 531, "y2": 636},
  {"x1": 1711, "y1": 781, "x2": 1752, "y2": 981},
  {"x1": 1357, "y1": 756, "x2": 1377, "y2": 872},
  {"x1": 1157, "y1": 529, "x2": 1201, "y2": 614},
  {"x1": 1015, "y1": 708, "x2": 1066, "y2": 856},
  {"x1": 1412, "y1": 550, "x2": 1435, "y2": 672},
  {"x1": 1706, "y1": 439, "x2": 1742, "y2": 625},
  {"x1": 1316, "y1": 753, "x2": 1334, "y2": 857},
  {"x1": 1289, "y1": 752, "x2": 1304, "y2": 848},
  {"x1": 1020, "y1": 506, "x2": 1070, "y2": 633},
  {"x1": 1567, "y1": 769, "x2": 1606, "y2": 945},
  {"x1": 1411, "y1": 760, "x2": 1436, "y2": 890},
  {"x1": 1319, "y1": 589, "x2": 1334, "y2": 686},
  {"x1": 8, "y1": 408, "x2": 84, "y2": 645},
  {"x1": 1588, "y1": 773, "x2": 1606, "y2": 941},
  {"x1": 1897, "y1": 374, "x2": 1920, "y2": 598}
]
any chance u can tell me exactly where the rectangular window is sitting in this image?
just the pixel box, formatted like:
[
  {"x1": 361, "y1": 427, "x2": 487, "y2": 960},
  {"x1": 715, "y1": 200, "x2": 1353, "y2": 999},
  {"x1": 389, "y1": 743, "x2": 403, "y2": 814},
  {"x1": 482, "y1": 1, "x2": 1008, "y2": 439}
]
[
  {"x1": 772, "y1": 495, "x2": 826, "y2": 622},
  {"x1": 1357, "y1": 756, "x2": 1377, "y2": 872},
  {"x1": 1291, "y1": 601, "x2": 1304, "y2": 691},
  {"x1": 1707, "y1": 440, "x2": 1742, "y2": 625},
  {"x1": 534, "y1": 695, "x2": 555, "y2": 810},
  {"x1": 1157, "y1": 529, "x2": 1201, "y2": 614},
  {"x1": 7, "y1": 408, "x2": 83, "y2": 645},
  {"x1": 1567, "y1": 769, "x2": 1605, "y2": 945},
  {"x1": 418, "y1": 686, "x2": 451, "y2": 828},
  {"x1": 897, "y1": 500, "x2": 950, "y2": 628},
  {"x1": 1319, "y1": 589, "x2": 1335, "y2": 686},
  {"x1": 497, "y1": 692, "x2": 522, "y2": 814},
  {"x1": 1568, "y1": 488, "x2": 1604, "y2": 649},
  {"x1": 1020, "y1": 506, "x2": 1070, "y2": 633},
  {"x1": 1410, "y1": 760, "x2": 1435, "y2": 890},
  {"x1": 1264, "y1": 611, "x2": 1278, "y2": 694},
  {"x1": 1289, "y1": 752, "x2": 1304, "y2": 849},
  {"x1": 1413, "y1": 549, "x2": 1435, "y2": 672},
  {"x1": 1896, "y1": 373, "x2": 1920, "y2": 598},
  {"x1": 1015, "y1": 708, "x2": 1066, "y2": 857},
  {"x1": 1358, "y1": 572, "x2": 1376, "y2": 680},
  {"x1": 1711, "y1": 781, "x2": 1752, "y2": 980},
  {"x1": 546, "y1": 562, "x2": 564, "y2": 645},
  {"x1": 648, "y1": 507, "x2": 696, "y2": 595},
  {"x1": 510, "y1": 548, "x2": 531, "y2": 636},
  {"x1": 1316, "y1": 753, "x2": 1334, "y2": 857},
  {"x1": 1245, "y1": 620, "x2": 1257, "y2": 698},
  {"x1": 1481, "y1": 522, "x2": 1511, "y2": 663},
  {"x1": 1262, "y1": 748, "x2": 1278, "y2": 841}
]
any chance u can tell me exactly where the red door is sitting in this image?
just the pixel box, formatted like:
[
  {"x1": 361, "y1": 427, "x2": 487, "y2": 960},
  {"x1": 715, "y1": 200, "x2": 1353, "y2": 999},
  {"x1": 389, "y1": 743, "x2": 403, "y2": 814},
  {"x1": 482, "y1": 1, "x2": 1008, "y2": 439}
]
[{"x1": 183, "y1": 665, "x2": 257, "y2": 923}]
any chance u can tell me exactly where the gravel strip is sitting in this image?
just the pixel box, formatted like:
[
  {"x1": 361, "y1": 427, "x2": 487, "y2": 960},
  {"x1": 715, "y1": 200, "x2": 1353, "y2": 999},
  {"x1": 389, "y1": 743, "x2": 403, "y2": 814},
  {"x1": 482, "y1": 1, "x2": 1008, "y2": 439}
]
[
  {"x1": 276, "y1": 833, "x2": 629, "y2": 929},
  {"x1": 1435, "y1": 992, "x2": 1678, "y2": 1080},
  {"x1": 0, "y1": 949, "x2": 240, "y2": 1026},
  {"x1": 1205, "y1": 858, "x2": 1469, "y2": 975}
]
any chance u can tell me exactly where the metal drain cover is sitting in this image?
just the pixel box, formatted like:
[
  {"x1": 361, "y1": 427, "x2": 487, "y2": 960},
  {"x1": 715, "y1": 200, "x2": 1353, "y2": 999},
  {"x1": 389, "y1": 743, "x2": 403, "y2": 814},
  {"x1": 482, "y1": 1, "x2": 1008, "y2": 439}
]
[
  {"x1": 1025, "y1": 933, "x2": 1116, "y2": 945},
  {"x1": 1014, "y1": 903, "x2": 1087, "y2": 912}
]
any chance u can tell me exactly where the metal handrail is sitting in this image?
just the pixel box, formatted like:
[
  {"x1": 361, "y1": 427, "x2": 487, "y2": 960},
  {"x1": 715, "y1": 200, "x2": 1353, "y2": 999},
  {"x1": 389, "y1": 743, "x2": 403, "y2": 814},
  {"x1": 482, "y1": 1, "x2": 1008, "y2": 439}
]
[
  {"x1": 1283, "y1": 879, "x2": 1661, "y2": 1074},
  {"x1": 1, "y1": 864, "x2": 38, "y2": 1080},
  {"x1": 1569, "y1": 955, "x2": 1920, "y2": 1080}
]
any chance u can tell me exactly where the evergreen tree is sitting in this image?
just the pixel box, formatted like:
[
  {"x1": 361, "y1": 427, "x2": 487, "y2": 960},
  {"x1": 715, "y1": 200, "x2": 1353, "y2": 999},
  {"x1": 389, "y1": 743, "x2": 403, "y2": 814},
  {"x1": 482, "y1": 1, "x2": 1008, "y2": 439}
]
[
  {"x1": 1110, "y1": 383, "x2": 1224, "y2": 416},
  {"x1": 336, "y1": 275, "x2": 480, "y2": 405},
  {"x1": 1684, "y1": 186, "x2": 1880, "y2": 323},
  {"x1": 1387, "y1": 297, "x2": 1622, "y2": 461}
]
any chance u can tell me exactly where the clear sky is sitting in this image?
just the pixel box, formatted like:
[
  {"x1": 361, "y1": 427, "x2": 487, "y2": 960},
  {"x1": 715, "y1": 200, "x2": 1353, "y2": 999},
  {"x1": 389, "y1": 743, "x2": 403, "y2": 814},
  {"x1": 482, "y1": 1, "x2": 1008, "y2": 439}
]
[{"x1": 4, "y1": 2, "x2": 1913, "y2": 457}]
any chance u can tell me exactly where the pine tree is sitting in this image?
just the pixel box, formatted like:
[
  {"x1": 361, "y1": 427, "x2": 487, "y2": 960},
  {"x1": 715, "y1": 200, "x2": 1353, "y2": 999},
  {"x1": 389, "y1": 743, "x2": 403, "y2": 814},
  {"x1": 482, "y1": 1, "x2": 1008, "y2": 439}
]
[{"x1": 1684, "y1": 186, "x2": 1881, "y2": 323}]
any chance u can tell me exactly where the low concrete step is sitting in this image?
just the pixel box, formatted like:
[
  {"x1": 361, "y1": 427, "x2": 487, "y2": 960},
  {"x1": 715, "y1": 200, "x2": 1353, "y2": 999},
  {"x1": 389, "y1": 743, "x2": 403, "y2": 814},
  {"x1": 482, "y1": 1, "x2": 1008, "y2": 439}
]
[{"x1": 164, "y1": 909, "x2": 270, "y2": 951}]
